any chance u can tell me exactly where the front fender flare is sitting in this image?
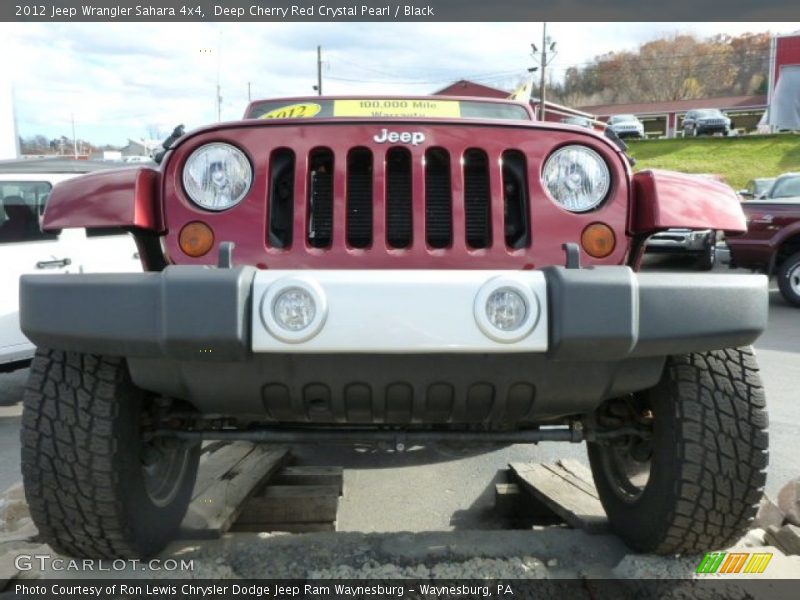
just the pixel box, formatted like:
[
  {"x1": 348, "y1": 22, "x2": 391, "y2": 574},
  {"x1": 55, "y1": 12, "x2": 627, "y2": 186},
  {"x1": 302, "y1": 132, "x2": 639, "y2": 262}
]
[
  {"x1": 631, "y1": 169, "x2": 746, "y2": 234},
  {"x1": 43, "y1": 167, "x2": 163, "y2": 233}
]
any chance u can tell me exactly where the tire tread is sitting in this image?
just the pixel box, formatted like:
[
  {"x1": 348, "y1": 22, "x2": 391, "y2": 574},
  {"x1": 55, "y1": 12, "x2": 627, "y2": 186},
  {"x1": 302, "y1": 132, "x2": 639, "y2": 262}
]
[
  {"x1": 656, "y1": 347, "x2": 768, "y2": 553},
  {"x1": 22, "y1": 349, "x2": 143, "y2": 558}
]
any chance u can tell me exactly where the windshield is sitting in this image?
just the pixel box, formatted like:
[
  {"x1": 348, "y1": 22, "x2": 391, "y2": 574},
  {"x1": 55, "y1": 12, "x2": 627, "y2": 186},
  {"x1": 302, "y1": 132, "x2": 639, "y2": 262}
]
[
  {"x1": 752, "y1": 179, "x2": 775, "y2": 195},
  {"x1": 562, "y1": 117, "x2": 592, "y2": 127},
  {"x1": 768, "y1": 175, "x2": 800, "y2": 199},
  {"x1": 695, "y1": 109, "x2": 724, "y2": 118},
  {"x1": 610, "y1": 114, "x2": 637, "y2": 123},
  {"x1": 245, "y1": 98, "x2": 531, "y2": 121},
  {"x1": 0, "y1": 181, "x2": 55, "y2": 244}
]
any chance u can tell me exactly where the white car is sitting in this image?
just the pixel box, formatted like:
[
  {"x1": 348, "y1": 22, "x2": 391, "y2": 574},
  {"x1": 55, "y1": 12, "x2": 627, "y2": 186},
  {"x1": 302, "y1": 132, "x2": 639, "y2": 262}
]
[
  {"x1": 0, "y1": 159, "x2": 142, "y2": 372},
  {"x1": 607, "y1": 114, "x2": 645, "y2": 139}
]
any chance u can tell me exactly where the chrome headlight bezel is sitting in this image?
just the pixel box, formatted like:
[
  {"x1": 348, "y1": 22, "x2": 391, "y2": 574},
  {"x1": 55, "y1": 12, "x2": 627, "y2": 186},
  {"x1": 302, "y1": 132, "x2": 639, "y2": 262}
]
[
  {"x1": 542, "y1": 145, "x2": 611, "y2": 213},
  {"x1": 182, "y1": 142, "x2": 253, "y2": 211}
]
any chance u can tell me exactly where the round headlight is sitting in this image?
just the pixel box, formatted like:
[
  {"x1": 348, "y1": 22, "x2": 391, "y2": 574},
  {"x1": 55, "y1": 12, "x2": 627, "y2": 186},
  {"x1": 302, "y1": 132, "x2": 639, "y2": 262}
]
[
  {"x1": 183, "y1": 143, "x2": 252, "y2": 211},
  {"x1": 542, "y1": 145, "x2": 610, "y2": 212},
  {"x1": 485, "y1": 288, "x2": 527, "y2": 331},
  {"x1": 272, "y1": 287, "x2": 316, "y2": 332}
]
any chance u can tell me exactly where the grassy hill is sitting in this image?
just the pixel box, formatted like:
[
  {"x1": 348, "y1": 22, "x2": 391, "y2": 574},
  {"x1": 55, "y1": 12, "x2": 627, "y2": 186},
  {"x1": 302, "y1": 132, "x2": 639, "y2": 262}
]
[{"x1": 626, "y1": 134, "x2": 800, "y2": 190}]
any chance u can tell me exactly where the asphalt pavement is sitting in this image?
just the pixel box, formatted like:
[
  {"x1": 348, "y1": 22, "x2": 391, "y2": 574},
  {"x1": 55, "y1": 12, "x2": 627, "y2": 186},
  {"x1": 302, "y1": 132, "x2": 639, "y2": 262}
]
[{"x1": 0, "y1": 257, "x2": 797, "y2": 533}]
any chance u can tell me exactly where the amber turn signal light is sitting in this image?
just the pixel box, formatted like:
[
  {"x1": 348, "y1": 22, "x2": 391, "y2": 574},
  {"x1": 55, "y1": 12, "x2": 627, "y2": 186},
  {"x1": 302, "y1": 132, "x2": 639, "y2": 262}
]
[
  {"x1": 179, "y1": 221, "x2": 214, "y2": 257},
  {"x1": 581, "y1": 223, "x2": 616, "y2": 258}
]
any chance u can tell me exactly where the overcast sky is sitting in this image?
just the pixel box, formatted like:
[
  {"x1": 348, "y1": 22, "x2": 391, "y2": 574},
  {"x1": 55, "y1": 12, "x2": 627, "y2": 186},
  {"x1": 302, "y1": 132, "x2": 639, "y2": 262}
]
[{"x1": 2, "y1": 22, "x2": 798, "y2": 146}]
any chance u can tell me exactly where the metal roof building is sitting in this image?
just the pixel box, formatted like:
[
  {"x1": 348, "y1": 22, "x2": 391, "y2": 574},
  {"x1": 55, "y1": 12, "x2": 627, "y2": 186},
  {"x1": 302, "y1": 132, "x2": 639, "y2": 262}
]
[{"x1": 578, "y1": 95, "x2": 769, "y2": 138}]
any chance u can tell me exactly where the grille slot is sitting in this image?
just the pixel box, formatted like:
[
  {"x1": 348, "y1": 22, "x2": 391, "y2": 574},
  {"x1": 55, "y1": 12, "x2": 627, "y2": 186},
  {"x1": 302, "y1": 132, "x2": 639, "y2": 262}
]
[
  {"x1": 307, "y1": 148, "x2": 334, "y2": 249},
  {"x1": 268, "y1": 149, "x2": 295, "y2": 248},
  {"x1": 386, "y1": 148, "x2": 413, "y2": 249},
  {"x1": 424, "y1": 148, "x2": 452, "y2": 249},
  {"x1": 346, "y1": 148, "x2": 373, "y2": 249},
  {"x1": 502, "y1": 150, "x2": 531, "y2": 249},
  {"x1": 463, "y1": 149, "x2": 492, "y2": 249}
]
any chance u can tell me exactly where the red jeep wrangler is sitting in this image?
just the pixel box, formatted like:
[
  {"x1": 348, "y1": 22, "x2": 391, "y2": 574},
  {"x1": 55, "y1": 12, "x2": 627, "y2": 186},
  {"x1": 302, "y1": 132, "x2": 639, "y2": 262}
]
[{"x1": 19, "y1": 97, "x2": 768, "y2": 559}]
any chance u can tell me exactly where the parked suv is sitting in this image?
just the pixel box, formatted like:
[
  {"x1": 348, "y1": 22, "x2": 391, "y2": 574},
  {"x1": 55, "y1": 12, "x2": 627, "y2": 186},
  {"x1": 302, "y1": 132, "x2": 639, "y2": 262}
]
[
  {"x1": 0, "y1": 159, "x2": 141, "y2": 373},
  {"x1": 738, "y1": 177, "x2": 776, "y2": 201},
  {"x1": 606, "y1": 114, "x2": 645, "y2": 139},
  {"x1": 19, "y1": 97, "x2": 768, "y2": 559},
  {"x1": 682, "y1": 109, "x2": 732, "y2": 137},
  {"x1": 728, "y1": 172, "x2": 800, "y2": 306}
]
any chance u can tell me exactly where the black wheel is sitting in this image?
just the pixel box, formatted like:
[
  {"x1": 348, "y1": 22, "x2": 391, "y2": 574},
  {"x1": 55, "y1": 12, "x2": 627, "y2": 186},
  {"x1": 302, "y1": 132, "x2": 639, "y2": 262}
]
[
  {"x1": 696, "y1": 237, "x2": 716, "y2": 271},
  {"x1": 21, "y1": 349, "x2": 200, "y2": 558},
  {"x1": 777, "y1": 251, "x2": 800, "y2": 307},
  {"x1": 588, "y1": 347, "x2": 768, "y2": 554}
]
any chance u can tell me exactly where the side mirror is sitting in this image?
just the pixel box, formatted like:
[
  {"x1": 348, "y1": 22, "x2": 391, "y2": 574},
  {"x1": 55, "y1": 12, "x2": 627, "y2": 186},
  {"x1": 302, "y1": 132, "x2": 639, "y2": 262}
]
[
  {"x1": 738, "y1": 190, "x2": 753, "y2": 199},
  {"x1": 155, "y1": 124, "x2": 186, "y2": 165}
]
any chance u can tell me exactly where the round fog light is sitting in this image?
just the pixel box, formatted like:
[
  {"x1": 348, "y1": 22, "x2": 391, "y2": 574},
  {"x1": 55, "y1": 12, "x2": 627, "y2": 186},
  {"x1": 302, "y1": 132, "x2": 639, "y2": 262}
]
[
  {"x1": 485, "y1": 288, "x2": 527, "y2": 331},
  {"x1": 474, "y1": 277, "x2": 541, "y2": 344},
  {"x1": 272, "y1": 287, "x2": 316, "y2": 332},
  {"x1": 260, "y1": 277, "x2": 328, "y2": 343}
]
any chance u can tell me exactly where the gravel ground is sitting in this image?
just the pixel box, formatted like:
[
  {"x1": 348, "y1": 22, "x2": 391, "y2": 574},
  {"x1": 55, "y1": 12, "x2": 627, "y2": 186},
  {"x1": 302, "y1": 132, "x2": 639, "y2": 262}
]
[
  {"x1": 1, "y1": 433, "x2": 798, "y2": 599},
  {"x1": 3, "y1": 476, "x2": 798, "y2": 583}
]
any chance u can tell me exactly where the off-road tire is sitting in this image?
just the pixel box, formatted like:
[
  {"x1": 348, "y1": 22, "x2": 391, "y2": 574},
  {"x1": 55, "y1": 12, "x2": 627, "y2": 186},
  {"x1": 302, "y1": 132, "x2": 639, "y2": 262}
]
[
  {"x1": 21, "y1": 349, "x2": 200, "y2": 558},
  {"x1": 777, "y1": 251, "x2": 800, "y2": 307},
  {"x1": 588, "y1": 347, "x2": 768, "y2": 554}
]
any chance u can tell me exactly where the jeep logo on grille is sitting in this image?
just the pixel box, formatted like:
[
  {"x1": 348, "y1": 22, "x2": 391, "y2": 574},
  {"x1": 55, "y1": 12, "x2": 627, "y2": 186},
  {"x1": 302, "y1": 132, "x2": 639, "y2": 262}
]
[{"x1": 373, "y1": 129, "x2": 426, "y2": 146}]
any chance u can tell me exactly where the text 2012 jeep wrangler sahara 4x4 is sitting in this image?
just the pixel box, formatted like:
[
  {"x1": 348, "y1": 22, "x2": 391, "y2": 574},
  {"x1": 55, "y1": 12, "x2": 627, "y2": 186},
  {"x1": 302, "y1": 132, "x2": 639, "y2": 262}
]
[{"x1": 18, "y1": 97, "x2": 768, "y2": 559}]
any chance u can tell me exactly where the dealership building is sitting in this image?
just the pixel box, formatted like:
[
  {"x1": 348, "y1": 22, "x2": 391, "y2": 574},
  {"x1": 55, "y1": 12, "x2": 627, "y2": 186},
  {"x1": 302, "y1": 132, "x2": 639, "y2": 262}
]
[
  {"x1": 435, "y1": 31, "x2": 800, "y2": 137},
  {"x1": 578, "y1": 95, "x2": 768, "y2": 138}
]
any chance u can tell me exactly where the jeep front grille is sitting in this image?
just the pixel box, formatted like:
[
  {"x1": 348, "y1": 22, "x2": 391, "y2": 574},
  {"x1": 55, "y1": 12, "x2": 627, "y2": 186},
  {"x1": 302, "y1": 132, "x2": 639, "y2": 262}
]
[{"x1": 267, "y1": 146, "x2": 530, "y2": 254}]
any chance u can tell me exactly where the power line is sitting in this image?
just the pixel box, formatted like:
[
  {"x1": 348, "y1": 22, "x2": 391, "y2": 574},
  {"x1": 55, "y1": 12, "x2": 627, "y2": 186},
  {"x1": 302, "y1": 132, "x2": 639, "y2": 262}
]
[
  {"x1": 325, "y1": 69, "x2": 528, "y2": 86},
  {"x1": 330, "y1": 57, "x2": 527, "y2": 82}
]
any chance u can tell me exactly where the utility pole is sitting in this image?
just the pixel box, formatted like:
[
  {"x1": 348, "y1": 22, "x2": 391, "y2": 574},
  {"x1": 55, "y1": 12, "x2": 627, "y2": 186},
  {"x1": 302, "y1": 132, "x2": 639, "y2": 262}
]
[
  {"x1": 530, "y1": 23, "x2": 556, "y2": 121},
  {"x1": 247, "y1": 81, "x2": 251, "y2": 102},
  {"x1": 71, "y1": 114, "x2": 78, "y2": 159},
  {"x1": 216, "y1": 29, "x2": 223, "y2": 121},
  {"x1": 539, "y1": 23, "x2": 547, "y2": 121},
  {"x1": 316, "y1": 45, "x2": 322, "y2": 96}
]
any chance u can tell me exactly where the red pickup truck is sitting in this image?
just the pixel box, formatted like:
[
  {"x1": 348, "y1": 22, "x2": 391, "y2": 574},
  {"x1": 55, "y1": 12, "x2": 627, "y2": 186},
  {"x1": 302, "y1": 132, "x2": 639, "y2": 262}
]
[{"x1": 728, "y1": 173, "x2": 800, "y2": 306}]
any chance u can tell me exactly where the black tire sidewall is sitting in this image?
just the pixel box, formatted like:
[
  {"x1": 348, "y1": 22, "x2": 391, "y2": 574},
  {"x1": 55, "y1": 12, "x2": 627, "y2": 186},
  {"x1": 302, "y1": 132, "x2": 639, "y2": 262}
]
[
  {"x1": 777, "y1": 252, "x2": 800, "y2": 307},
  {"x1": 587, "y1": 371, "x2": 681, "y2": 552},
  {"x1": 112, "y1": 367, "x2": 200, "y2": 556},
  {"x1": 697, "y1": 240, "x2": 716, "y2": 271}
]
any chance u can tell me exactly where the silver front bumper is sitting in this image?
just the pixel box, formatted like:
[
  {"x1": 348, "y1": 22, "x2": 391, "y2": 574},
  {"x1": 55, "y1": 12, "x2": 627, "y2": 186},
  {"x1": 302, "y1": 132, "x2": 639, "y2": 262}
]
[{"x1": 251, "y1": 270, "x2": 549, "y2": 353}]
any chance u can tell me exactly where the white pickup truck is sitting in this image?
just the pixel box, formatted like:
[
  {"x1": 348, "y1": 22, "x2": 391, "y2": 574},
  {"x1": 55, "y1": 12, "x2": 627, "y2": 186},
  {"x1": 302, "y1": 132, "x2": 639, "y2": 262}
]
[{"x1": 0, "y1": 159, "x2": 141, "y2": 372}]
